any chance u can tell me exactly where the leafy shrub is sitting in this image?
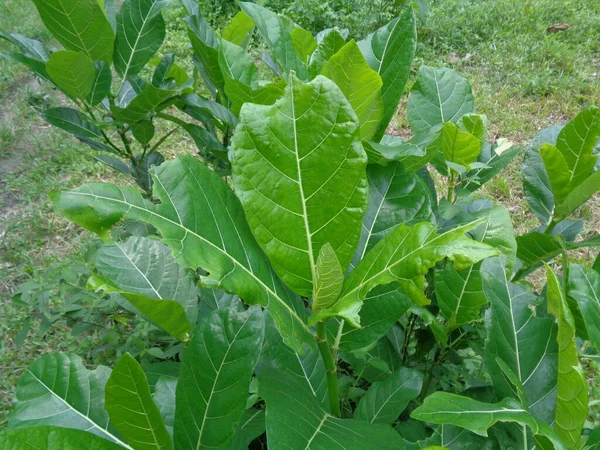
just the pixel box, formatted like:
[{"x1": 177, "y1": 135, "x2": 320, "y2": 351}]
[{"x1": 2, "y1": 1, "x2": 600, "y2": 450}]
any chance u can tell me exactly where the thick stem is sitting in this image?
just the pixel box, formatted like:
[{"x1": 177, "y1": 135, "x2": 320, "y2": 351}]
[
  {"x1": 316, "y1": 321, "x2": 340, "y2": 417},
  {"x1": 544, "y1": 220, "x2": 558, "y2": 235},
  {"x1": 447, "y1": 172, "x2": 455, "y2": 203}
]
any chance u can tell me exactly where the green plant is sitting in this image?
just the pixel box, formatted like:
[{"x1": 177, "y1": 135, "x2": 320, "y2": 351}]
[{"x1": 2, "y1": 3, "x2": 600, "y2": 450}]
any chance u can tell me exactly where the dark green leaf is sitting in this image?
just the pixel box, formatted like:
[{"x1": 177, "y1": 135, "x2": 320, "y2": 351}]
[
  {"x1": 46, "y1": 50, "x2": 95, "y2": 99},
  {"x1": 42, "y1": 107, "x2": 103, "y2": 139},
  {"x1": 132, "y1": 120, "x2": 155, "y2": 146},
  {"x1": 230, "y1": 408, "x2": 265, "y2": 450},
  {"x1": 0, "y1": 427, "x2": 123, "y2": 450},
  {"x1": 174, "y1": 307, "x2": 264, "y2": 450},
  {"x1": 112, "y1": 84, "x2": 179, "y2": 124},
  {"x1": 186, "y1": 13, "x2": 223, "y2": 94},
  {"x1": 87, "y1": 61, "x2": 112, "y2": 106},
  {"x1": 461, "y1": 141, "x2": 521, "y2": 193},
  {"x1": 153, "y1": 377, "x2": 176, "y2": 438},
  {"x1": 568, "y1": 264, "x2": 600, "y2": 352}
]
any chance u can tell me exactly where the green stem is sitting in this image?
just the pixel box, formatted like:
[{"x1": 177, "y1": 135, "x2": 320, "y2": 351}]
[
  {"x1": 156, "y1": 112, "x2": 188, "y2": 127},
  {"x1": 419, "y1": 348, "x2": 440, "y2": 402},
  {"x1": 544, "y1": 220, "x2": 558, "y2": 235},
  {"x1": 447, "y1": 172, "x2": 455, "y2": 203},
  {"x1": 316, "y1": 321, "x2": 340, "y2": 417}
]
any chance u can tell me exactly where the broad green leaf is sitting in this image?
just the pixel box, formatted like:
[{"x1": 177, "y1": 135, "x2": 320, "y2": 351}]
[
  {"x1": 482, "y1": 257, "x2": 558, "y2": 425},
  {"x1": 0, "y1": 31, "x2": 49, "y2": 61},
  {"x1": 42, "y1": 107, "x2": 103, "y2": 140},
  {"x1": 457, "y1": 113, "x2": 487, "y2": 143},
  {"x1": 522, "y1": 125, "x2": 562, "y2": 224},
  {"x1": 411, "y1": 393, "x2": 566, "y2": 449},
  {"x1": 87, "y1": 61, "x2": 112, "y2": 106},
  {"x1": 174, "y1": 307, "x2": 264, "y2": 450},
  {"x1": 222, "y1": 11, "x2": 254, "y2": 47},
  {"x1": 308, "y1": 29, "x2": 346, "y2": 78},
  {"x1": 351, "y1": 161, "x2": 433, "y2": 269},
  {"x1": 556, "y1": 169, "x2": 600, "y2": 218},
  {"x1": 186, "y1": 13, "x2": 223, "y2": 95},
  {"x1": 461, "y1": 141, "x2": 521, "y2": 193},
  {"x1": 568, "y1": 264, "x2": 600, "y2": 353},
  {"x1": 46, "y1": 51, "x2": 95, "y2": 99},
  {"x1": 142, "y1": 363, "x2": 179, "y2": 390},
  {"x1": 230, "y1": 74, "x2": 368, "y2": 297},
  {"x1": 358, "y1": 8, "x2": 417, "y2": 140},
  {"x1": 259, "y1": 366, "x2": 407, "y2": 449},
  {"x1": 317, "y1": 220, "x2": 496, "y2": 326},
  {"x1": 88, "y1": 275, "x2": 191, "y2": 340},
  {"x1": 363, "y1": 127, "x2": 443, "y2": 170},
  {"x1": 224, "y1": 78, "x2": 285, "y2": 116},
  {"x1": 114, "y1": 0, "x2": 168, "y2": 81},
  {"x1": 312, "y1": 243, "x2": 344, "y2": 314},
  {"x1": 179, "y1": 94, "x2": 237, "y2": 127},
  {"x1": 546, "y1": 265, "x2": 587, "y2": 448},
  {"x1": 239, "y1": 2, "x2": 308, "y2": 79},
  {"x1": 554, "y1": 106, "x2": 600, "y2": 188},
  {"x1": 540, "y1": 143, "x2": 572, "y2": 206},
  {"x1": 230, "y1": 409, "x2": 265, "y2": 450},
  {"x1": 132, "y1": 120, "x2": 155, "y2": 146},
  {"x1": 407, "y1": 66, "x2": 475, "y2": 136},
  {"x1": 321, "y1": 40, "x2": 383, "y2": 141},
  {"x1": 0, "y1": 427, "x2": 124, "y2": 450},
  {"x1": 441, "y1": 122, "x2": 481, "y2": 168},
  {"x1": 112, "y1": 84, "x2": 179, "y2": 124},
  {"x1": 218, "y1": 39, "x2": 258, "y2": 86},
  {"x1": 106, "y1": 353, "x2": 172, "y2": 450},
  {"x1": 30, "y1": 0, "x2": 114, "y2": 61},
  {"x1": 290, "y1": 27, "x2": 317, "y2": 63},
  {"x1": 7, "y1": 353, "x2": 128, "y2": 447},
  {"x1": 585, "y1": 428, "x2": 600, "y2": 450},
  {"x1": 341, "y1": 332, "x2": 403, "y2": 383},
  {"x1": 50, "y1": 155, "x2": 313, "y2": 351},
  {"x1": 153, "y1": 377, "x2": 176, "y2": 438},
  {"x1": 355, "y1": 367, "x2": 423, "y2": 424}
]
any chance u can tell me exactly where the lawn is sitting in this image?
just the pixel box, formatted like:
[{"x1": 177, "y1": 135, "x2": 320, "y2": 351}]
[{"x1": 0, "y1": 0, "x2": 599, "y2": 430}]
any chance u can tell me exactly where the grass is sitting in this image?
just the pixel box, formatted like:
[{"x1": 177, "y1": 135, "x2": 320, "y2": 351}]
[{"x1": 0, "y1": 0, "x2": 599, "y2": 430}]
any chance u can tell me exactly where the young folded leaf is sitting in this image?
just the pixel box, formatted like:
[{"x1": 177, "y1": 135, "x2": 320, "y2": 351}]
[{"x1": 312, "y1": 243, "x2": 344, "y2": 315}]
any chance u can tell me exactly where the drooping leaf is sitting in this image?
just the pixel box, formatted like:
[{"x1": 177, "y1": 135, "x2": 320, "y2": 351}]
[
  {"x1": 482, "y1": 257, "x2": 558, "y2": 425},
  {"x1": 174, "y1": 307, "x2": 264, "y2": 450},
  {"x1": 30, "y1": 0, "x2": 114, "y2": 61},
  {"x1": 186, "y1": 13, "x2": 223, "y2": 95},
  {"x1": 568, "y1": 264, "x2": 600, "y2": 353},
  {"x1": 179, "y1": 93, "x2": 237, "y2": 127},
  {"x1": 87, "y1": 61, "x2": 112, "y2": 106},
  {"x1": 355, "y1": 367, "x2": 423, "y2": 424},
  {"x1": 546, "y1": 265, "x2": 587, "y2": 448},
  {"x1": 7, "y1": 353, "x2": 128, "y2": 447},
  {"x1": 0, "y1": 427, "x2": 124, "y2": 450},
  {"x1": 312, "y1": 243, "x2": 344, "y2": 314},
  {"x1": 50, "y1": 155, "x2": 313, "y2": 352},
  {"x1": 316, "y1": 220, "x2": 496, "y2": 326},
  {"x1": 114, "y1": 0, "x2": 168, "y2": 81},
  {"x1": 259, "y1": 366, "x2": 407, "y2": 449},
  {"x1": 230, "y1": 74, "x2": 368, "y2": 297},
  {"x1": 321, "y1": 40, "x2": 383, "y2": 141},
  {"x1": 239, "y1": 2, "x2": 308, "y2": 79},
  {"x1": 290, "y1": 27, "x2": 317, "y2": 63},
  {"x1": 132, "y1": 120, "x2": 155, "y2": 146},
  {"x1": 222, "y1": 11, "x2": 254, "y2": 47},
  {"x1": 0, "y1": 31, "x2": 49, "y2": 61},
  {"x1": 105, "y1": 353, "x2": 172, "y2": 450},
  {"x1": 308, "y1": 29, "x2": 346, "y2": 78},
  {"x1": 351, "y1": 161, "x2": 433, "y2": 269},
  {"x1": 112, "y1": 83, "x2": 181, "y2": 124},
  {"x1": 153, "y1": 377, "x2": 176, "y2": 438},
  {"x1": 407, "y1": 66, "x2": 475, "y2": 137},
  {"x1": 411, "y1": 392, "x2": 567, "y2": 449},
  {"x1": 42, "y1": 107, "x2": 103, "y2": 140},
  {"x1": 46, "y1": 50, "x2": 95, "y2": 99},
  {"x1": 224, "y1": 79, "x2": 285, "y2": 116},
  {"x1": 358, "y1": 8, "x2": 417, "y2": 140}
]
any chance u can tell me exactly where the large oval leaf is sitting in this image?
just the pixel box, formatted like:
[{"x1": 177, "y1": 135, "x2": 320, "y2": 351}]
[
  {"x1": 46, "y1": 51, "x2": 95, "y2": 99},
  {"x1": 230, "y1": 74, "x2": 368, "y2": 297},
  {"x1": 0, "y1": 427, "x2": 124, "y2": 450}
]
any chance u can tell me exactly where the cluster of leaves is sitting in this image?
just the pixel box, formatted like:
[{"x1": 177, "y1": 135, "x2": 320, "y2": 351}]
[{"x1": 2, "y1": 1, "x2": 600, "y2": 450}]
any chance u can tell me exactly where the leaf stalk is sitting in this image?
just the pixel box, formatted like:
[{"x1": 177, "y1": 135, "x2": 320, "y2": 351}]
[{"x1": 316, "y1": 321, "x2": 341, "y2": 417}]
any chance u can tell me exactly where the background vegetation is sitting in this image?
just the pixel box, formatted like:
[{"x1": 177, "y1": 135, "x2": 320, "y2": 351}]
[{"x1": 1, "y1": 0, "x2": 599, "y2": 429}]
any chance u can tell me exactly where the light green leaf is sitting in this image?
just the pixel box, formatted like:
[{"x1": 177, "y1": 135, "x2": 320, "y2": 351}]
[
  {"x1": 568, "y1": 264, "x2": 600, "y2": 352},
  {"x1": 114, "y1": 0, "x2": 168, "y2": 81},
  {"x1": 30, "y1": 0, "x2": 114, "y2": 61},
  {"x1": 321, "y1": 40, "x2": 383, "y2": 141},
  {"x1": 546, "y1": 265, "x2": 587, "y2": 448},
  {"x1": 308, "y1": 29, "x2": 346, "y2": 78},
  {"x1": 153, "y1": 377, "x2": 176, "y2": 438},
  {"x1": 174, "y1": 307, "x2": 264, "y2": 450},
  {"x1": 317, "y1": 220, "x2": 496, "y2": 326},
  {"x1": 0, "y1": 427, "x2": 124, "y2": 450},
  {"x1": 556, "y1": 169, "x2": 600, "y2": 218},
  {"x1": 441, "y1": 122, "x2": 482, "y2": 168},
  {"x1": 7, "y1": 353, "x2": 129, "y2": 447},
  {"x1": 540, "y1": 143, "x2": 572, "y2": 206},
  {"x1": 186, "y1": 13, "x2": 223, "y2": 95},
  {"x1": 457, "y1": 113, "x2": 487, "y2": 143},
  {"x1": 230, "y1": 74, "x2": 368, "y2": 297},
  {"x1": 351, "y1": 161, "x2": 432, "y2": 269},
  {"x1": 290, "y1": 27, "x2": 317, "y2": 63},
  {"x1": 312, "y1": 243, "x2": 344, "y2": 315},
  {"x1": 51, "y1": 155, "x2": 312, "y2": 351},
  {"x1": 239, "y1": 2, "x2": 308, "y2": 79},
  {"x1": 411, "y1": 392, "x2": 567, "y2": 449},
  {"x1": 42, "y1": 107, "x2": 103, "y2": 140},
  {"x1": 222, "y1": 11, "x2": 254, "y2": 47},
  {"x1": 259, "y1": 366, "x2": 407, "y2": 449},
  {"x1": 88, "y1": 275, "x2": 191, "y2": 340},
  {"x1": 482, "y1": 257, "x2": 558, "y2": 425},
  {"x1": 46, "y1": 50, "x2": 95, "y2": 99},
  {"x1": 355, "y1": 367, "x2": 423, "y2": 424},
  {"x1": 218, "y1": 38, "x2": 258, "y2": 86},
  {"x1": 224, "y1": 78, "x2": 285, "y2": 116},
  {"x1": 95, "y1": 236, "x2": 198, "y2": 323},
  {"x1": 106, "y1": 353, "x2": 172, "y2": 450},
  {"x1": 358, "y1": 8, "x2": 417, "y2": 140},
  {"x1": 87, "y1": 61, "x2": 112, "y2": 106},
  {"x1": 407, "y1": 66, "x2": 475, "y2": 136}
]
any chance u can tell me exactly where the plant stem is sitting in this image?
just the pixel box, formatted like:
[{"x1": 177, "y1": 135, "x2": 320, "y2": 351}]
[
  {"x1": 402, "y1": 314, "x2": 417, "y2": 363},
  {"x1": 419, "y1": 348, "x2": 440, "y2": 402},
  {"x1": 544, "y1": 220, "x2": 558, "y2": 235},
  {"x1": 447, "y1": 172, "x2": 455, "y2": 203},
  {"x1": 316, "y1": 321, "x2": 340, "y2": 417}
]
